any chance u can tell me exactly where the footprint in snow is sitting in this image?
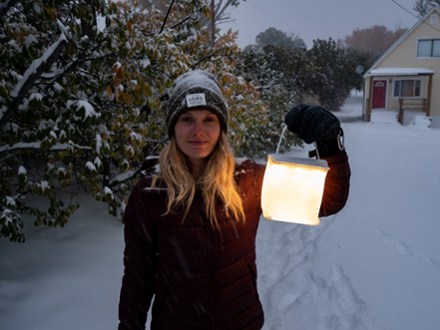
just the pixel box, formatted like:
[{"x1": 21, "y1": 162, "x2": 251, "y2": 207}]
[{"x1": 375, "y1": 227, "x2": 440, "y2": 271}]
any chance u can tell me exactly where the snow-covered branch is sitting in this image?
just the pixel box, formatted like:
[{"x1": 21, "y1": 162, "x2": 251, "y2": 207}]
[
  {"x1": 0, "y1": 142, "x2": 92, "y2": 155},
  {"x1": 109, "y1": 170, "x2": 139, "y2": 188},
  {"x1": 0, "y1": 33, "x2": 68, "y2": 130},
  {"x1": 0, "y1": 0, "x2": 18, "y2": 18}
]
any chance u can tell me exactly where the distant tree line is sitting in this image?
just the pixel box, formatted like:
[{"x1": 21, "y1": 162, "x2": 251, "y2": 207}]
[
  {"x1": 344, "y1": 25, "x2": 407, "y2": 60},
  {"x1": 239, "y1": 27, "x2": 373, "y2": 115}
]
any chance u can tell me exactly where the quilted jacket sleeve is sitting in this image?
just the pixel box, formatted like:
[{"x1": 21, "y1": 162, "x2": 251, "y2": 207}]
[
  {"x1": 318, "y1": 149, "x2": 351, "y2": 217},
  {"x1": 118, "y1": 180, "x2": 157, "y2": 330}
]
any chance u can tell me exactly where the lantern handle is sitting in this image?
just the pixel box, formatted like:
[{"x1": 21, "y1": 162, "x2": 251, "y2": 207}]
[
  {"x1": 275, "y1": 124, "x2": 288, "y2": 154},
  {"x1": 276, "y1": 123, "x2": 344, "y2": 158},
  {"x1": 310, "y1": 128, "x2": 345, "y2": 159}
]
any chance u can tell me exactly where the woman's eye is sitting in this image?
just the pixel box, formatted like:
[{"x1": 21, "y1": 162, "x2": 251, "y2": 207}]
[
  {"x1": 205, "y1": 116, "x2": 217, "y2": 123},
  {"x1": 180, "y1": 116, "x2": 193, "y2": 123}
]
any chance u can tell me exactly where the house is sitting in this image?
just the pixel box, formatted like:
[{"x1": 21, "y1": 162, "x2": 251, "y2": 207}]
[{"x1": 362, "y1": 7, "x2": 440, "y2": 125}]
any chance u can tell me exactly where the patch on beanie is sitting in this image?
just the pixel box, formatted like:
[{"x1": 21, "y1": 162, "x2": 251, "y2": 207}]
[{"x1": 186, "y1": 93, "x2": 207, "y2": 108}]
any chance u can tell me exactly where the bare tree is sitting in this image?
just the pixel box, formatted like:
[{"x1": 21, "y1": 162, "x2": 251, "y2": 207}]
[
  {"x1": 414, "y1": 0, "x2": 440, "y2": 16},
  {"x1": 344, "y1": 25, "x2": 407, "y2": 58},
  {"x1": 213, "y1": 0, "x2": 244, "y2": 23},
  {"x1": 139, "y1": 0, "x2": 245, "y2": 23},
  {"x1": 138, "y1": 0, "x2": 246, "y2": 46}
]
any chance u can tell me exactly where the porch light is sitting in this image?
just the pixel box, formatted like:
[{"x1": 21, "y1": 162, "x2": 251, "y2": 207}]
[{"x1": 261, "y1": 154, "x2": 329, "y2": 226}]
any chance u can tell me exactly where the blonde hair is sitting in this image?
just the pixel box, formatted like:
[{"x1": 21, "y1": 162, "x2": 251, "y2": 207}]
[{"x1": 157, "y1": 132, "x2": 245, "y2": 228}]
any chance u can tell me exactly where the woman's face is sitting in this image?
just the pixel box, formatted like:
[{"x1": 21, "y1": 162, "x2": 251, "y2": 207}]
[{"x1": 174, "y1": 109, "x2": 221, "y2": 168}]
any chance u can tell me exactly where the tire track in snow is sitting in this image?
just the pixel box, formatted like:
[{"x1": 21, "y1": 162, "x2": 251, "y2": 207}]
[{"x1": 375, "y1": 227, "x2": 440, "y2": 272}]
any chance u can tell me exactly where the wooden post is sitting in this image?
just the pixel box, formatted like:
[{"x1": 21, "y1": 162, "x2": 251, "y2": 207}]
[
  {"x1": 426, "y1": 74, "x2": 433, "y2": 116},
  {"x1": 366, "y1": 77, "x2": 374, "y2": 122},
  {"x1": 398, "y1": 98, "x2": 404, "y2": 124},
  {"x1": 365, "y1": 98, "x2": 371, "y2": 122}
]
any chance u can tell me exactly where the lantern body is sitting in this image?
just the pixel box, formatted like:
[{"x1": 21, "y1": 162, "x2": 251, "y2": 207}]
[{"x1": 261, "y1": 154, "x2": 329, "y2": 226}]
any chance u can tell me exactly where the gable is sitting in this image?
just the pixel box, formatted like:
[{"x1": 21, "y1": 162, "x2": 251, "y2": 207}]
[{"x1": 368, "y1": 7, "x2": 440, "y2": 71}]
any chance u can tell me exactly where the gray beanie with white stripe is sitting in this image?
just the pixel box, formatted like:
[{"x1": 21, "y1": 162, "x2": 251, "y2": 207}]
[{"x1": 165, "y1": 70, "x2": 228, "y2": 138}]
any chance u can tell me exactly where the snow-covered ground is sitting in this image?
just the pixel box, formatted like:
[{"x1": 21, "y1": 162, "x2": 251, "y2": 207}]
[{"x1": 1, "y1": 94, "x2": 440, "y2": 330}]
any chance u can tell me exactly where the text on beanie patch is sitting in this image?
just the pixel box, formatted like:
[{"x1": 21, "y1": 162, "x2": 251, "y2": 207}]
[{"x1": 186, "y1": 93, "x2": 207, "y2": 108}]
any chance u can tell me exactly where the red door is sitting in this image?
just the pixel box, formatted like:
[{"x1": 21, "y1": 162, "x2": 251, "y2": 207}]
[{"x1": 372, "y1": 80, "x2": 387, "y2": 109}]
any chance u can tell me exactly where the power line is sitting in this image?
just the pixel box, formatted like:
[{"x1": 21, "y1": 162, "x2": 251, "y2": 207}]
[
  {"x1": 283, "y1": 0, "x2": 315, "y2": 25},
  {"x1": 390, "y1": 0, "x2": 420, "y2": 19},
  {"x1": 239, "y1": 0, "x2": 323, "y2": 44},
  {"x1": 390, "y1": 0, "x2": 440, "y2": 33},
  {"x1": 244, "y1": 1, "x2": 297, "y2": 32}
]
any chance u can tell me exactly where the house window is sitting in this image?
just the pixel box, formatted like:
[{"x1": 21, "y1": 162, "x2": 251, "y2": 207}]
[
  {"x1": 393, "y1": 80, "x2": 421, "y2": 97},
  {"x1": 417, "y1": 39, "x2": 440, "y2": 57}
]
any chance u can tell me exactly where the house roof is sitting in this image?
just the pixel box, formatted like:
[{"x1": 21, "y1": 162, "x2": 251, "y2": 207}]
[
  {"x1": 365, "y1": 67, "x2": 434, "y2": 77},
  {"x1": 366, "y1": 6, "x2": 440, "y2": 74}
]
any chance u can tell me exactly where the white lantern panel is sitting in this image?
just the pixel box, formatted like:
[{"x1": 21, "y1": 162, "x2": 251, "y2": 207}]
[{"x1": 261, "y1": 154, "x2": 329, "y2": 226}]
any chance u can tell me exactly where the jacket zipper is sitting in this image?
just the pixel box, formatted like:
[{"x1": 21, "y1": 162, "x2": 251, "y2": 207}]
[{"x1": 203, "y1": 212, "x2": 215, "y2": 330}]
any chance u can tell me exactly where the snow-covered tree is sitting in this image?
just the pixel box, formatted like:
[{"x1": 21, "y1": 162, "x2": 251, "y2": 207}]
[
  {"x1": 239, "y1": 46, "x2": 305, "y2": 153},
  {"x1": 0, "y1": 0, "x2": 267, "y2": 242},
  {"x1": 240, "y1": 37, "x2": 366, "y2": 117},
  {"x1": 302, "y1": 39, "x2": 356, "y2": 110},
  {"x1": 254, "y1": 27, "x2": 307, "y2": 50},
  {"x1": 1, "y1": 0, "x2": 113, "y2": 242}
]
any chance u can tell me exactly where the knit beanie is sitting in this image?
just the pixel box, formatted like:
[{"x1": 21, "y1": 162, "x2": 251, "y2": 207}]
[{"x1": 165, "y1": 70, "x2": 228, "y2": 138}]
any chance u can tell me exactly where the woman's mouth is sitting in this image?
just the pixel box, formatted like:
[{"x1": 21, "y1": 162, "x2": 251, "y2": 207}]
[{"x1": 189, "y1": 140, "x2": 206, "y2": 146}]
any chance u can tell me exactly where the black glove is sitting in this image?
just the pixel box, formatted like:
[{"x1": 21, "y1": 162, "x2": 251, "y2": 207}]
[{"x1": 285, "y1": 104, "x2": 344, "y2": 157}]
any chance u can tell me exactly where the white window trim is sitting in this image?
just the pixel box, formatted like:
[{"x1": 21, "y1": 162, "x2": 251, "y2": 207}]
[
  {"x1": 417, "y1": 38, "x2": 440, "y2": 58},
  {"x1": 392, "y1": 78, "x2": 423, "y2": 98}
]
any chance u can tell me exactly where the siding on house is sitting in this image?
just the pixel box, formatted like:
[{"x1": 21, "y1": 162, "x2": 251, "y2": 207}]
[{"x1": 364, "y1": 8, "x2": 440, "y2": 118}]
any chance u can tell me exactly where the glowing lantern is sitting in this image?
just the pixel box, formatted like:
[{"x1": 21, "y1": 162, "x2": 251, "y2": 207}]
[{"x1": 261, "y1": 154, "x2": 329, "y2": 226}]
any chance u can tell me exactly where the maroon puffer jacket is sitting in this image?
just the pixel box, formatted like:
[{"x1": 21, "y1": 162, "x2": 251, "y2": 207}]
[{"x1": 118, "y1": 150, "x2": 350, "y2": 330}]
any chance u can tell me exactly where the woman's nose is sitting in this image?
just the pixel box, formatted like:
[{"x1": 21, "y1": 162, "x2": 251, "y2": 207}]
[{"x1": 192, "y1": 121, "x2": 204, "y2": 135}]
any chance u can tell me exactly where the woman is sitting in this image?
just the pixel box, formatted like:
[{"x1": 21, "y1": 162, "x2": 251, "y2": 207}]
[{"x1": 118, "y1": 70, "x2": 350, "y2": 330}]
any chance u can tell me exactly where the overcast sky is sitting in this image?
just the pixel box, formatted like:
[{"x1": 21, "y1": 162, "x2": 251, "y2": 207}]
[{"x1": 222, "y1": 0, "x2": 421, "y2": 48}]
